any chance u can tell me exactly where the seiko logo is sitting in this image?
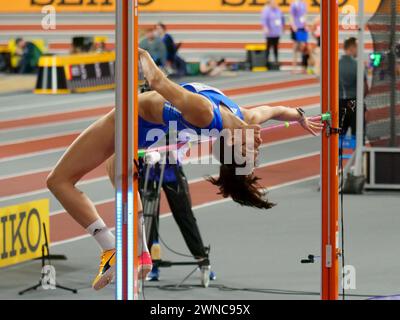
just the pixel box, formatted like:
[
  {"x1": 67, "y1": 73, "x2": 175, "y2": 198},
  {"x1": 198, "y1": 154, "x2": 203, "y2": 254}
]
[{"x1": 1, "y1": 208, "x2": 42, "y2": 259}]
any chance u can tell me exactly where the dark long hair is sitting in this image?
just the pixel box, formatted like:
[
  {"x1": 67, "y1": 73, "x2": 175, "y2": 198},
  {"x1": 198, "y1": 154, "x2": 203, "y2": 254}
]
[{"x1": 207, "y1": 135, "x2": 276, "y2": 210}]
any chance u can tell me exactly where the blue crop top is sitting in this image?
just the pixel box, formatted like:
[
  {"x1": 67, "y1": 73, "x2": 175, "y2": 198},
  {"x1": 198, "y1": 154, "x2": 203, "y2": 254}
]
[{"x1": 162, "y1": 82, "x2": 244, "y2": 134}]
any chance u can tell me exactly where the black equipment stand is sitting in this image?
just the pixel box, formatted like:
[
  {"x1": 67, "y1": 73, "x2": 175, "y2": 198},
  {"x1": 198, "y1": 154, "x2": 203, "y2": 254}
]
[
  {"x1": 18, "y1": 223, "x2": 78, "y2": 295},
  {"x1": 141, "y1": 155, "x2": 211, "y2": 287}
]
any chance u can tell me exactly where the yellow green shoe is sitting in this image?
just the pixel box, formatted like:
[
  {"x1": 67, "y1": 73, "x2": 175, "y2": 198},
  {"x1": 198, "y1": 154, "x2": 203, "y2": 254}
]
[{"x1": 92, "y1": 249, "x2": 116, "y2": 291}]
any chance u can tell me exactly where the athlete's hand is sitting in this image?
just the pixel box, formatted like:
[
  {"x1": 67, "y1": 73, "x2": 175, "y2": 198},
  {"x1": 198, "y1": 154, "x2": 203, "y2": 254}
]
[
  {"x1": 237, "y1": 124, "x2": 262, "y2": 167},
  {"x1": 300, "y1": 117, "x2": 324, "y2": 136},
  {"x1": 243, "y1": 124, "x2": 262, "y2": 149}
]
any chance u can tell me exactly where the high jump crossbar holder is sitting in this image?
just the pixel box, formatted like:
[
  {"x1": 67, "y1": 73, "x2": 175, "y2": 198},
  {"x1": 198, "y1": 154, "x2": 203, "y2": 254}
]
[
  {"x1": 115, "y1": 0, "x2": 139, "y2": 301},
  {"x1": 321, "y1": 0, "x2": 340, "y2": 300}
]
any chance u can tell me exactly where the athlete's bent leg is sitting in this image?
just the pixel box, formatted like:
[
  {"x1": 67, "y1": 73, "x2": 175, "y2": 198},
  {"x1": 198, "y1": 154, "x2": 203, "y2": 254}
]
[
  {"x1": 47, "y1": 109, "x2": 116, "y2": 290},
  {"x1": 47, "y1": 110, "x2": 115, "y2": 228}
]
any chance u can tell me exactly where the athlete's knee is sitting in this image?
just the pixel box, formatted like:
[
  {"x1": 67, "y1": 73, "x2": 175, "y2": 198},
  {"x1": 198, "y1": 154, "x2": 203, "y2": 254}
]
[
  {"x1": 46, "y1": 169, "x2": 63, "y2": 193},
  {"x1": 46, "y1": 168, "x2": 75, "y2": 193}
]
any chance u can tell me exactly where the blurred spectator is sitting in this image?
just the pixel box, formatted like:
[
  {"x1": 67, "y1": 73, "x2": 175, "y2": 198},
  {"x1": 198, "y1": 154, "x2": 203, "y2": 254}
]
[
  {"x1": 71, "y1": 36, "x2": 93, "y2": 54},
  {"x1": 0, "y1": 55, "x2": 5, "y2": 71},
  {"x1": 155, "y1": 22, "x2": 187, "y2": 77},
  {"x1": 312, "y1": 15, "x2": 321, "y2": 47},
  {"x1": 15, "y1": 38, "x2": 42, "y2": 74},
  {"x1": 93, "y1": 36, "x2": 109, "y2": 53},
  {"x1": 299, "y1": 42, "x2": 318, "y2": 75},
  {"x1": 289, "y1": 0, "x2": 308, "y2": 72},
  {"x1": 339, "y1": 37, "x2": 369, "y2": 136},
  {"x1": 200, "y1": 58, "x2": 227, "y2": 77},
  {"x1": 139, "y1": 28, "x2": 167, "y2": 67},
  {"x1": 261, "y1": 0, "x2": 285, "y2": 67},
  {"x1": 310, "y1": 16, "x2": 321, "y2": 76},
  {"x1": 0, "y1": 49, "x2": 9, "y2": 72},
  {"x1": 300, "y1": 42, "x2": 311, "y2": 74},
  {"x1": 94, "y1": 41, "x2": 107, "y2": 53},
  {"x1": 155, "y1": 23, "x2": 178, "y2": 65}
]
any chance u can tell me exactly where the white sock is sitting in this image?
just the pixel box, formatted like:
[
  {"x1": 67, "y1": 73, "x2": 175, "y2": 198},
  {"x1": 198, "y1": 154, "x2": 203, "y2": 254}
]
[
  {"x1": 138, "y1": 213, "x2": 149, "y2": 255},
  {"x1": 86, "y1": 219, "x2": 115, "y2": 251}
]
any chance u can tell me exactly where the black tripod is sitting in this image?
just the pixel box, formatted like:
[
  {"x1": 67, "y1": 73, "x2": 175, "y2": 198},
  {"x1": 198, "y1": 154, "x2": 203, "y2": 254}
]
[
  {"x1": 141, "y1": 158, "x2": 211, "y2": 288},
  {"x1": 18, "y1": 223, "x2": 78, "y2": 295}
]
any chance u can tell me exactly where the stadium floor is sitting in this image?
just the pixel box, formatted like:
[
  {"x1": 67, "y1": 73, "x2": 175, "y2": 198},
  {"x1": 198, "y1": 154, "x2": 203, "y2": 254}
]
[{"x1": 1, "y1": 180, "x2": 400, "y2": 300}]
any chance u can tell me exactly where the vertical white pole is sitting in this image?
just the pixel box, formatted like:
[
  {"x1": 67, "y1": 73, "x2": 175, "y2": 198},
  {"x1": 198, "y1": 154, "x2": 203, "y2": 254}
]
[
  {"x1": 127, "y1": 0, "x2": 138, "y2": 301},
  {"x1": 115, "y1": 0, "x2": 124, "y2": 301},
  {"x1": 115, "y1": 0, "x2": 138, "y2": 301},
  {"x1": 354, "y1": 0, "x2": 365, "y2": 176}
]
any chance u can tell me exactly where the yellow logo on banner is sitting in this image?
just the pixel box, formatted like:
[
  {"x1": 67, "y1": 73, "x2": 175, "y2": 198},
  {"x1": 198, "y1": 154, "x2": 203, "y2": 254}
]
[
  {"x1": 0, "y1": 0, "x2": 381, "y2": 14},
  {"x1": 0, "y1": 199, "x2": 50, "y2": 268}
]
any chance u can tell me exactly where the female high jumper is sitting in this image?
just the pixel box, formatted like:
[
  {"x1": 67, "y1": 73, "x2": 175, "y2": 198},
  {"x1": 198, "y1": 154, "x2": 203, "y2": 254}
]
[{"x1": 46, "y1": 48, "x2": 323, "y2": 291}]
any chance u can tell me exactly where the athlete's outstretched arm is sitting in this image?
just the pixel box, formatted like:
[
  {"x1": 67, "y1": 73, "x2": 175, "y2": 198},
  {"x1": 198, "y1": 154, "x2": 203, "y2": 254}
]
[
  {"x1": 242, "y1": 105, "x2": 324, "y2": 136},
  {"x1": 139, "y1": 48, "x2": 214, "y2": 128},
  {"x1": 243, "y1": 105, "x2": 301, "y2": 123}
]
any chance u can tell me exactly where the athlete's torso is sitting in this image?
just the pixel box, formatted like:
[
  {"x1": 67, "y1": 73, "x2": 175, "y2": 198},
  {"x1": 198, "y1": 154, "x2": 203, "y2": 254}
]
[
  {"x1": 139, "y1": 83, "x2": 243, "y2": 182},
  {"x1": 139, "y1": 82, "x2": 244, "y2": 146},
  {"x1": 162, "y1": 82, "x2": 244, "y2": 134}
]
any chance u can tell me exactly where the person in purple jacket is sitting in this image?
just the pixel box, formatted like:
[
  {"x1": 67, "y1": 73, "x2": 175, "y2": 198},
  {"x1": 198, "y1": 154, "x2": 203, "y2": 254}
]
[
  {"x1": 261, "y1": 0, "x2": 285, "y2": 67},
  {"x1": 290, "y1": 0, "x2": 308, "y2": 71}
]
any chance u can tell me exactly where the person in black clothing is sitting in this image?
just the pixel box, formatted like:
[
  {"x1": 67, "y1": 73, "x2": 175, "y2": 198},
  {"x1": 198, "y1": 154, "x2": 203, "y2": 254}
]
[
  {"x1": 138, "y1": 155, "x2": 216, "y2": 282},
  {"x1": 139, "y1": 159, "x2": 214, "y2": 276},
  {"x1": 15, "y1": 38, "x2": 42, "y2": 74},
  {"x1": 339, "y1": 37, "x2": 369, "y2": 136},
  {"x1": 155, "y1": 23, "x2": 187, "y2": 77}
]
